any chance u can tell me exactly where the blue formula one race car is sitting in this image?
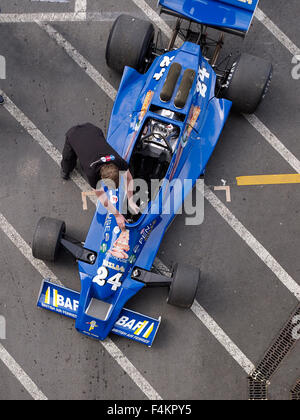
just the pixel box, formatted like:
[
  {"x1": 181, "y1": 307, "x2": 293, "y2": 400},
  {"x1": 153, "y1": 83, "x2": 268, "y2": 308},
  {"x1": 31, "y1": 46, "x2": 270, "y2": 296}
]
[{"x1": 33, "y1": 0, "x2": 272, "y2": 347}]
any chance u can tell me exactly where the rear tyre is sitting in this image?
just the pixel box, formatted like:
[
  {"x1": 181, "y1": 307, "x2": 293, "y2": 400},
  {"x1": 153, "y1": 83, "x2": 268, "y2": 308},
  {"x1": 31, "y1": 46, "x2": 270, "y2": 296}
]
[
  {"x1": 106, "y1": 14, "x2": 155, "y2": 74},
  {"x1": 222, "y1": 53, "x2": 273, "y2": 114},
  {"x1": 32, "y1": 217, "x2": 66, "y2": 262},
  {"x1": 167, "y1": 263, "x2": 200, "y2": 309}
]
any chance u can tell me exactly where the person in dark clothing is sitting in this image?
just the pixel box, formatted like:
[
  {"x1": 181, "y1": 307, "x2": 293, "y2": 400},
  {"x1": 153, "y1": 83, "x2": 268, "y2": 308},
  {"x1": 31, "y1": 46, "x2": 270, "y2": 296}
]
[{"x1": 61, "y1": 123, "x2": 139, "y2": 231}]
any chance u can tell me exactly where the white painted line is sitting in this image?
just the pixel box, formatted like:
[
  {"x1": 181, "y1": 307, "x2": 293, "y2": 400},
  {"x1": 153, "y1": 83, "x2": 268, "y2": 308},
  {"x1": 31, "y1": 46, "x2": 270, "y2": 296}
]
[
  {"x1": 0, "y1": 12, "x2": 84, "y2": 23},
  {"x1": 154, "y1": 258, "x2": 255, "y2": 375},
  {"x1": 37, "y1": 22, "x2": 117, "y2": 101},
  {"x1": 101, "y1": 339, "x2": 162, "y2": 400},
  {"x1": 0, "y1": 212, "x2": 50, "y2": 400},
  {"x1": 74, "y1": 0, "x2": 87, "y2": 15},
  {"x1": 0, "y1": 342, "x2": 48, "y2": 400},
  {"x1": 74, "y1": 0, "x2": 87, "y2": 20},
  {"x1": 0, "y1": 12, "x2": 124, "y2": 23},
  {"x1": 0, "y1": 93, "x2": 161, "y2": 400},
  {"x1": 32, "y1": 0, "x2": 68, "y2": 2},
  {"x1": 204, "y1": 186, "x2": 300, "y2": 302},
  {"x1": 131, "y1": 0, "x2": 182, "y2": 48},
  {"x1": 0, "y1": 213, "x2": 58, "y2": 282},
  {"x1": 0, "y1": 90, "x2": 96, "y2": 205},
  {"x1": 255, "y1": 8, "x2": 300, "y2": 57},
  {"x1": 0, "y1": 11, "x2": 173, "y2": 24},
  {"x1": 191, "y1": 301, "x2": 255, "y2": 375},
  {"x1": 244, "y1": 114, "x2": 300, "y2": 174},
  {"x1": 131, "y1": 0, "x2": 174, "y2": 41}
]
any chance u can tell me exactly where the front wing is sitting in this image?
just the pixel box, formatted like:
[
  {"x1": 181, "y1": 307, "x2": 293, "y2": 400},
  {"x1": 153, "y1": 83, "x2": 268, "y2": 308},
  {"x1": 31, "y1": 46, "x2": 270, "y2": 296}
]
[{"x1": 37, "y1": 280, "x2": 161, "y2": 347}]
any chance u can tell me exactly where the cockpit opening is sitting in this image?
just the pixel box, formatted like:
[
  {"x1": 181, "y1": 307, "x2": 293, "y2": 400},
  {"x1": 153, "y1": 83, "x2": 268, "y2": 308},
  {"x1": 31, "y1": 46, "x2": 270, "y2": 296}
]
[{"x1": 125, "y1": 116, "x2": 181, "y2": 222}]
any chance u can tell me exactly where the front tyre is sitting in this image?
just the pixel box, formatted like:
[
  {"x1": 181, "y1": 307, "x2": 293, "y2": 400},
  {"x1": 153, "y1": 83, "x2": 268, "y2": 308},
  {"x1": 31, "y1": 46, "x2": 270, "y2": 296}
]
[
  {"x1": 167, "y1": 263, "x2": 200, "y2": 309},
  {"x1": 32, "y1": 217, "x2": 66, "y2": 262}
]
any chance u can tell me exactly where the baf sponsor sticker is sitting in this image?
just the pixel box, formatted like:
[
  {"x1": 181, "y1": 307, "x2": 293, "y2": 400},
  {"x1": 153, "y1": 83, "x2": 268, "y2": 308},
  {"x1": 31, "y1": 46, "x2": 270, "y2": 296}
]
[
  {"x1": 37, "y1": 280, "x2": 80, "y2": 319},
  {"x1": 112, "y1": 308, "x2": 161, "y2": 347}
]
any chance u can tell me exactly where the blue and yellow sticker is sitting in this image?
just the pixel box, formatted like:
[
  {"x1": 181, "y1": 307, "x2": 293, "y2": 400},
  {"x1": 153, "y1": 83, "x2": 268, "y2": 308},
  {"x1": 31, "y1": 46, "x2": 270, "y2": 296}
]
[{"x1": 111, "y1": 308, "x2": 161, "y2": 347}]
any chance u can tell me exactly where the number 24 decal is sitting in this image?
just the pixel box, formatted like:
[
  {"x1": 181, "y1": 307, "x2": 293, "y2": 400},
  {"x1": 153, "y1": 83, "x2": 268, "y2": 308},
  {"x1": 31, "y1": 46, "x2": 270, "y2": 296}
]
[
  {"x1": 196, "y1": 65, "x2": 210, "y2": 98},
  {"x1": 92, "y1": 266, "x2": 123, "y2": 291}
]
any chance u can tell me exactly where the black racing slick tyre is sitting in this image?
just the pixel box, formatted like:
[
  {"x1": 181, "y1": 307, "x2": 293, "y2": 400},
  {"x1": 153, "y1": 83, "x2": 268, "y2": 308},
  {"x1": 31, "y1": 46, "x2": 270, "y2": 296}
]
[
  {"x1": 32, "y1": 217, "x2": 66, "y2": 262},
  {"x1": 167, "y1": 263, "x2": 200, "y2": 309},
  {"x1": 106, "y1": 14, "x2": 155, "y2": 74},
  {"x1": 223, "y1": 53, "x2": 273, "y2": 114}
]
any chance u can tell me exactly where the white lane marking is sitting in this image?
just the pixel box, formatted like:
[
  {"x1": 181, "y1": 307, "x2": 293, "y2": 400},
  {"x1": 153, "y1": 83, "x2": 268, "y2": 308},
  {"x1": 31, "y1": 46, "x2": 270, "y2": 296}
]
[
  {"x1": 0, "y1": 91, "x2": 96, "y2": 204},
  {"x1": 0, "y1": 11, "x2": 173, "y2": 24},
  {"x1": 204, "y1": 186, "x2": 300, "y2": 301},
  {"x1": 0, "y1": 12, "x2": 124, "y2": 23},
  {"x1": 154, "y1": 258, "x2": 255, "y2": 375},
  {"x1": 0, "y1": 343, "x2": 47, "y2": 400},
  {"x1": 101, "y1": 339, "x2": 162, "y2": 400},
  {"x1": 191, "y1": 301, "x2": 255, "y2": 375},
  {"x1": 244, "y1": 114, "x2": 300, "y2": 174},
  {"x1": 0, "y1": 213, "x2": 58, "y2": 282},
  {"x1": 0, "y1": 13, "x2": 83, "y2": 23},
  {"x1": 74, "y1": 0, "x2": 87, "y2": 17},
  {"x1": 131, "y1": 0, "x2": 175, "y2": 43},
  {"x1": 0, "y1": 93, "x2": 161, "y2": 401},
  {"x1": 0, "y1": 213, "x2": 50, "y2": 400},
  {"x1": 255, "y1": 8, "x2": 300, "y2": 56},
  {"x1": 37, "y1": 22, "x2": 117, "y2": 101},
  {"x1": 32, "y1": 0, "x2": 68, "y2": 2}
]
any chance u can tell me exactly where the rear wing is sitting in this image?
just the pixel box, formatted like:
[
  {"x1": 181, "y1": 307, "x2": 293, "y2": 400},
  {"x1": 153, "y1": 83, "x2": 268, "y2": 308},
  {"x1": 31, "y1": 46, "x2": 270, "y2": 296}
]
[{"x1": 158, "y1": 0, "x2": 259, "y2": 37}]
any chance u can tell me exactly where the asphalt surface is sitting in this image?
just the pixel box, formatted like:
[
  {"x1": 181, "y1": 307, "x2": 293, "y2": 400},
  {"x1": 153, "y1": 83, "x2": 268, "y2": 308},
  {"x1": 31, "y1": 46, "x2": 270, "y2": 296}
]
[{"x1": 0, "y1": 0, "x2": 300, "y2": 401}]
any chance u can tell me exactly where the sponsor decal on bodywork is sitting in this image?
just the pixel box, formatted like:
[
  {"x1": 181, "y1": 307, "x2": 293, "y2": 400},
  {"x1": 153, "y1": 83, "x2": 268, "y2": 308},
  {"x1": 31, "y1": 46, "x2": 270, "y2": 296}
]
[
  {"x1": 111, "y1": 309, "x2": 161, "y2": 346},
  {"x1": 37, "y1": 281, "x2": 79, "y2": 319},
  {"x1": 108, "y1": 229, "x2": 130, "y2": 260},
  {"x1": 124, "y1": 90, "x2": 154, "y2": 159},
  {"x1": 86, "y1": 320, "x2": 99, "y2": 332}
]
